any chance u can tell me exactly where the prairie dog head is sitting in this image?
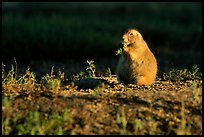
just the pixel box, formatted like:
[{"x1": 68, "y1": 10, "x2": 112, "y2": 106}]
[
  {"x1": 121, "y1": 29, "x2": 143, "y2": 46},
  {"x1": 121, "y1": 29, "x2": 146, "y2": 57}
]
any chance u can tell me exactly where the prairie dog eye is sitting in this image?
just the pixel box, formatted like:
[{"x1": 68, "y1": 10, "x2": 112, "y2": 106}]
[{"x1": 129, "y1": 33, "x2": 133, "y2": 36}]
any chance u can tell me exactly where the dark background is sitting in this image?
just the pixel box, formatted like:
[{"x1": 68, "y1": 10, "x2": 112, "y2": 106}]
[{"x1": 2, "y1": 2, "x2": 202, "y2": 77}]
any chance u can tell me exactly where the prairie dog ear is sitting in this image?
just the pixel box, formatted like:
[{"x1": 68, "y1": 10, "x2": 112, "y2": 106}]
[{"x1": 135, "y1": 31, "x2": 143, "y2": 39}]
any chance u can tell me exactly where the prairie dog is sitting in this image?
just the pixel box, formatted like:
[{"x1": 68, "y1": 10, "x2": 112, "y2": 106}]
[{"x1": 116, "y1": 29, "x2": 157, "y2": 85}]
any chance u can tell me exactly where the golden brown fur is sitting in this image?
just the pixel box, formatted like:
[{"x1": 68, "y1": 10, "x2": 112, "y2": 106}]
[{"x1": 116, "y1": 29, "x2": 157, "y2": 85}]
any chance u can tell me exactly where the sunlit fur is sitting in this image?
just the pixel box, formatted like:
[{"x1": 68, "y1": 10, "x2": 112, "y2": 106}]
[{"x1": 116, "y1": 29, "x2": 157, "y2": 85}]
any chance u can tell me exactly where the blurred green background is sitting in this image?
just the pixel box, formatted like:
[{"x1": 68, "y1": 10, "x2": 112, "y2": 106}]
[{"x1": 2, "y1": 2, "x2": 202, "y2": 76}]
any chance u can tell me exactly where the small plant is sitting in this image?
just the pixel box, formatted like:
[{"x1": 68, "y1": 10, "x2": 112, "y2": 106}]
[
  {"x1": 116, "y1": 107, "x2": 130, "y2": 135},
  {"x1": 47, "y1": 78, "x2": 61, "y2": 91},
  {"x1": 40, "y1": 66, "x2": 64, "y2": 91},
  {"x1": 91, "y1": 82, "x2": 106, "y2": 98},
  {"x1": 2, "y1": 97, "x2": 13, "y2": 135},
  {"x1": 2, "y1": 62, "x2": 5, "y2": 79},
  {"x1": 73, "y1": 60, "x2": 96, "y2": 81},
  {"x1": 86, "y1": 60, "x2": 96, "y2": 77},
  {"x1": 174, "y1": 100, "x2": 191, "y2": 135},
  {"x1": 116, "y1": 48, "x2": 122, "y2": 56},
  {"x1": 2, "y1": 118, "x2": 13, "y2": 135},
  {"x1": 2, "y1": 64, "x2": 16, "y2": 84},
  {"x1": 133, "y1": 117, "x2": 159, "y2": 135},
  {"x1": 103, "y1": 67, "x2": 112, "y2": 77},
  {"x1": 189, "y1": 80, "x2": 202, "y2": 108},
  {"x1": 134, "y1": 118, "x2": 145, "y2": 135},
  {"x1": 17, "y1": 66, "x2": 36, "y2": 85}
]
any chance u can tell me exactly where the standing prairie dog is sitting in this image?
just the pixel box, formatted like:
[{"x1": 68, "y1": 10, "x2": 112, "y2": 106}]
[{"x1": 116, "y1": 29, "x2": 157, "y2": 85}]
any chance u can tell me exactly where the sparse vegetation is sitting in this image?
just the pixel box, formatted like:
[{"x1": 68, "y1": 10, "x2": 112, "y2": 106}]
[
  {"x1": 2, "y1": 61, "x2": 202, "y2": 135},
  {"x1": 163, "y1": 65, "x2": 202, "y2": 82}
]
